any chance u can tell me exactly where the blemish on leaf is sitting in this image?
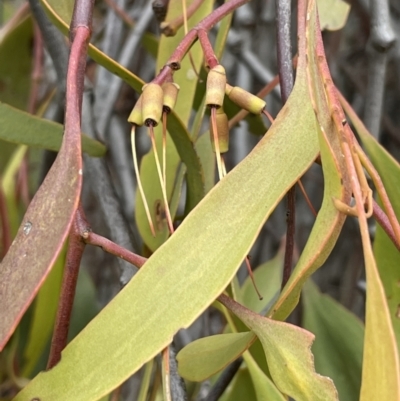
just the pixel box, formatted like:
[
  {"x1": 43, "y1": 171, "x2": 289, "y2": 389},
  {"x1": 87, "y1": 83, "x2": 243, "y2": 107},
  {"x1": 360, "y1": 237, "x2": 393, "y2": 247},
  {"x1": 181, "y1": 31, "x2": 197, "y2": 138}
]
[{"x1": 23, "y1": 221, "x2": 33, "y2": 236}]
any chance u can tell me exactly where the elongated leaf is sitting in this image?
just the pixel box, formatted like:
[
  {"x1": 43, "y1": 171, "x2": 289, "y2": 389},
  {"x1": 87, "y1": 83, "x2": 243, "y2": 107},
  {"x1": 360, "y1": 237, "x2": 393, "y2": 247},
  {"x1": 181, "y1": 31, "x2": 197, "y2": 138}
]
[
  {"x1": 0, "y1": 21, "x2": 86, "y2": 350},
  {"x1": 244, "y1": 353, "x2": 286, "y2": 401},
  {"x1": 269, "y1": 0, "x2": 350, "y2": 321},
  {"x1": 302, "y1": 280, "x2": 364, "y2": 401},
  {"x1": 303, "y1": 0, "x2": 400, "y2": 397},
  {"x1": 177, "y1": 332, "x2": 254, "y2": 381},
  {"x1": 0, "y1": 102, "x2": 106, "y2": 157},
  {"x1": 340, "y1": 94, "x2": 400, "y2": 398},
  {"x1": 13, "y1": 38, "x2": 320, "y2": 399},
  {"x1": 340, "y1": 94, "x2": 400, "y2": 350},
  {"x1": 222, "y1": 296, "x2": 338, "y2": 400}
]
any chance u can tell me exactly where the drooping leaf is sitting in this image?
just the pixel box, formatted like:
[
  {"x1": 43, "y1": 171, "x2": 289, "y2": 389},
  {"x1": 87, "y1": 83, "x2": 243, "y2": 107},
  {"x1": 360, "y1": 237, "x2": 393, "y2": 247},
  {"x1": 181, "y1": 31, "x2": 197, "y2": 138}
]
[
  {"x1": 177, "y1": 332, "x2": 254, "y2": 381},
  {"x1": 0, "y1": 102, "x2": 106, "y2": 157},
  {"x1": 0, "y1": 24, "x2": 86, "y2": 350},
  {"x1": 316, "y1": 0, "x2": 350, "y2": 31},
  {"x1": 303, "y1": 0, "x2": 400, "y2": 397},
  {"x1": 341, "y1": 91, "x2": 400, "y2": 351},
  {"x1": 221, "y1": 295, "x2": 338, "y2": 401},
  {"x1": 340, "y1": 94, "x2": 400, "y2": 397},
  {"x1": 302, "y1": 280, "x2": 364, "y2": 401},
  {"x1": 269, "y1": 0, "x2": 350, "y2": 321},
  {"x1": 13, "y1": 32, "x2": 320, "y2": 399}
]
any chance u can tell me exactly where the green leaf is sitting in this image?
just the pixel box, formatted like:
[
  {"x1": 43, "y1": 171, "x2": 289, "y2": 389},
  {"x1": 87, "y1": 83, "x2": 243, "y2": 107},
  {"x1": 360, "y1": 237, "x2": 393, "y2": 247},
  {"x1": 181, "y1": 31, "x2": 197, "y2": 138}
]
[
  {"x1": 21, "y1": 246, "x2": 66, "y2": 377},
  {"x1": 68, "y1": 269, "x2": 100, "y2": 341},
  {"x1": 219, "y1": 366, "x2": 257, "y2": 401},
  {"x1": 316, "y1": 0, "x2": 350, "y2": 31},
  {"x1": 195, "y1": 132, "x2": 215, "y2": 195},
  {"x1": 341, "y1": 94, "x2": 400, "y2": 351},
  {"x1": 13, "y1": 32, "x2": 320, "y2": 399},
  {"x1": 0, "y1": 13, "x2": 32, "y2": 109},
  {"x1": 0, "y1": 102, "x2": 106, "y2": 157},
  {"x1": 222, "y1": 295, "x2": 338, "y2": 401},
  {"x1": 340, "y1": 95, "x2": 400, "y2": 399},
  {"x1": 238, "y1": 244, "x2": 284, "y2": 313},
  {"x1": 0, "y1": 60, "x2": 83, "y2": 350},
  {"x1": 244, "y1": 353, "x2": 286, "y2": 401},
  {"x1": 269, "y1": 0, "x2": 350, "y2": 321},
  {"x1": 177, "y1": 332, "x2": 254, "y2": 381},
  {"x1": 302, "y1": 280, "x2": 364, "y2": 401}
]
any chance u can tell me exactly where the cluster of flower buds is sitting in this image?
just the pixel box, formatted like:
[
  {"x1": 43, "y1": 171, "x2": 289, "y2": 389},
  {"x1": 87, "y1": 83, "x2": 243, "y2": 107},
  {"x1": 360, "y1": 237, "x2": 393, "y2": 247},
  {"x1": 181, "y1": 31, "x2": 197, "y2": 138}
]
[
  {"x1": 205, "y1": 64, "x2": 266, "y2": 154},
  {"x1": 128, "y1": 81, "x2": 180, "y2": 127}
]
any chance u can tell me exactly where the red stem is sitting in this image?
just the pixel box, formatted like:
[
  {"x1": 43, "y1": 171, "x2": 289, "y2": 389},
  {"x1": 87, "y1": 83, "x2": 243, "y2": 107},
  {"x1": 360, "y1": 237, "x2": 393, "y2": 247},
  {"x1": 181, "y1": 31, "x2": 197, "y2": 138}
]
[
  {"x1": 47, "y1": 208, "x2": 88, "y2": 368},
  {"x1": 83, "y1": 231, "x2": 147, "y2": 268},
  {"x1": 153, "y1": 0, "x2": 250, "y2": 85},
  {"x1": 198, "y1": 29, "x2": 219, "y2": 68},
  {"x1": 373, "y1": 199, "x2": 400, "y2": 251},
  {"x1": 47, "y1": 0, "x2": 95, "y2": 367}
]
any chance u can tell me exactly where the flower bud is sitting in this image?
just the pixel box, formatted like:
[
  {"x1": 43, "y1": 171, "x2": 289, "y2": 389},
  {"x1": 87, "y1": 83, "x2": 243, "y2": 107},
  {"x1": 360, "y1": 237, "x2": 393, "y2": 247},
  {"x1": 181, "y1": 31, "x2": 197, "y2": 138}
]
[
  {"x1": 127, "y1": 95, "x2": 143, "y2": 126},
  {"x1": 225, "y1": 83, "x2": 266, "y2": 114},
  {"x1": 142, "y1": 83, "x2": 164, "y2": 126},
  {"x1": 205, "y1": 65, "x2": 226, "y2": 108},
  {"x1": 210, "y1": 107, "x2": 229, "y2": 153},
  {"x1": 162, "y1": 82, "x2": 180, "y2": 112}
]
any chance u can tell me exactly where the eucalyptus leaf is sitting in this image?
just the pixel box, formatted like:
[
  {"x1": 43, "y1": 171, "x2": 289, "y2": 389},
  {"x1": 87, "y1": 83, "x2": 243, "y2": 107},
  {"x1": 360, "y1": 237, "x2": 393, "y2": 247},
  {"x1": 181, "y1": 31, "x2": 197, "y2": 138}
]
[
  {"x1": 0, "y1": 102, "x2": 106, "y2": 157},
  {"x1": 177, "y1": 332, "x2": 254, "y2": 381},
  {"x1": 244, "y1": 353, "x2": 286, "y2": 401},
  {"x1": 302, "y1": 280, "x2": 364, "y2": 401},
  {"x1": 222, "y1": 295, "x2": 339, "y2": 401},
  {"x1": 316, "y1": 0, "x2": 350, "y2": 31}
]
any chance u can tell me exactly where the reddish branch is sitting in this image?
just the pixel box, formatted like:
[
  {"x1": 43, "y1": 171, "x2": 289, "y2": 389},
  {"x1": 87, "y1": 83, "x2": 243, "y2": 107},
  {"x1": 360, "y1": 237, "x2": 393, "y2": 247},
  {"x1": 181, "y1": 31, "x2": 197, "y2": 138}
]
[
  {"x1": 153, "y1": 0, "x2": 250, "y2": 85},
  {"x1": 47, "y1": 0, "x2": 94, "y2": 369},
  {"x1": 47, "y1": 208, "x2": 88, "y2": 368}
]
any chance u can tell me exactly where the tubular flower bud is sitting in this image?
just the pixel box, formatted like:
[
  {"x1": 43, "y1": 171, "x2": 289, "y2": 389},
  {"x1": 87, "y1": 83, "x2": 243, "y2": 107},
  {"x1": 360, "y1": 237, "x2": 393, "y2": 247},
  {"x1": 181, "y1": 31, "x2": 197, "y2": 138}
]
[
  {"x1": 142, "y1": 83, "x2": 164, "y2": 126},
  {"x1": 162, "y1": 82, "x2": 180, "y2": 112},
  {"x1": 225, "y1": 83, "x2": 266, "y2": 114},
  {"x1": 205, "y1": 65, "x2": 226, "y2": 108},
  {"x1": 210, "y1": 107, "x2": 229, "y2": 153},
  {"x1": 128, "y1": 95, "x2": 144, "y2": 126}
]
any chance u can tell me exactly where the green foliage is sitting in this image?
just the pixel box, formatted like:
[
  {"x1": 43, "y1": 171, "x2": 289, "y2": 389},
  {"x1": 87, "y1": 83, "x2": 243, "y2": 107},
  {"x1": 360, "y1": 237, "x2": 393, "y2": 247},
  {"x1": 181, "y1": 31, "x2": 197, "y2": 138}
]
[{"x1": 302, "y1": 280, "x2": 364, "y2": 401}]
